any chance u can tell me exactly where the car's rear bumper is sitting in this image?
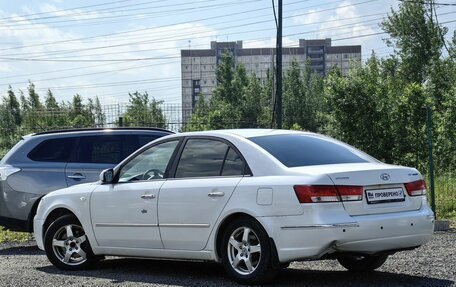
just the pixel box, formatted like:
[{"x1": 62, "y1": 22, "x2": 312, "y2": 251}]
[{"x1": 259, "y1": 205, "x2": 435, "y2": 263}]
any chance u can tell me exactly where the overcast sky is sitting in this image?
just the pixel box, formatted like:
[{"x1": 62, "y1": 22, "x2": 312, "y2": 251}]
[{"x1": 0, "y1": 0, "x2": 454, "y2": 106}]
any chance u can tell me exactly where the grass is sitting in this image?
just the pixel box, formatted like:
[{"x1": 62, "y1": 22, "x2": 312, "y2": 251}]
[
  {"x1": 432, "y1": 175, "x2": 456, "y2": 221},
  {"x1": 0, "y1": 227, "x2": 31, "y2": 244}
]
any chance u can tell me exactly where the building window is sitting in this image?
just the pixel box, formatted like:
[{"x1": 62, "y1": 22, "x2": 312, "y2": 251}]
[{"x1": 185, "y1": 65, "x2": 188, "y2": 70}]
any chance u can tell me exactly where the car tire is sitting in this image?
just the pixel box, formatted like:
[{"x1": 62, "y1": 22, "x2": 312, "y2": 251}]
[
  {"x1": 221, "y1": 217, "x2": 277, "y2": 284},
  {"x1": 337, "y1": 253, "x2": 388, "y2": 272},
  {"x1": 44, "y1": 214, "x2": 98, "y2": 270}
]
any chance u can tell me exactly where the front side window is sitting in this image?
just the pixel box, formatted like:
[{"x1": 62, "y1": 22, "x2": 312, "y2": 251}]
[{"x1": 118, "y1": 140, "x2": 178, "y2": 182}]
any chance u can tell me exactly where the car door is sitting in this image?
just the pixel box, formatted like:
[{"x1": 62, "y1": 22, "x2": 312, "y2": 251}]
[
  {"x1": 158, "y1": 137, "x2": 247, "y2": 251},
  {"x1": 65, "y1": 135, "x2": 124, "y2": 186},
  {"x1": 90, "y1": 139, "x2": 180, "y2": 249}
]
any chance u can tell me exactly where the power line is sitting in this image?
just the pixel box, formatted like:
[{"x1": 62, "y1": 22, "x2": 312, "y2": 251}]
[
  {"x1": 0, "y1": 0, "x2": 385, "y2": 60},
  {"x1": 0, "y1": 0, "x2": 138, "y2": 22},
  {"x1": 0, "y1": 0, "x2": 344, "y2": 52},
  {"x1": 2, "y1": 13, "x2": 387, "y2": 59},
  {"x1": 398, "y1": 0, "x2": 456, "y2": 6},
  {"x1": 1, "y1": 0, "x2": 262, "y2": 28}
]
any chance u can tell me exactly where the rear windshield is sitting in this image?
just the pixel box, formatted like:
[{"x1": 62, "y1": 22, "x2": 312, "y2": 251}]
[{"x1": 249, "y1": 134, "x2": 373, "y2": 167}]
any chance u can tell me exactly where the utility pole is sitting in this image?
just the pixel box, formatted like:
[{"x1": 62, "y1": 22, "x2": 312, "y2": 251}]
[{"x1": 276, "y1": 0, "x2": 283, "y2": 129}]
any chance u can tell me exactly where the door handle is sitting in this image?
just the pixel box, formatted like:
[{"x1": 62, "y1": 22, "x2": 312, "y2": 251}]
[
  {"x1": 208, "y1": 191, "x2": 225, "y2": 197},
  {"x1": 141, "y1": 194, "x2": 156, "y2": 199},
  {"x1": 67, "y1": 173, "x2": 86, "y2": 180}
]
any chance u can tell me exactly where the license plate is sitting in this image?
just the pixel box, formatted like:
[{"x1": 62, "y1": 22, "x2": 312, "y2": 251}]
[{"x1": 365, "y1": 188, "x2": 405, "y2": 204}]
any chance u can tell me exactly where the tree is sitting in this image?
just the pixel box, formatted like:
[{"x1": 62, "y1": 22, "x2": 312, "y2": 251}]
[
  {"x1": 381, "y1": 0, "x2": 446, "y2": 84},
  {"x1": 123, "y1": 91, "x2": 167, "y2": 128},
  {"x1": 0, "y1": 87, "x2": 22, "y2": 150}
]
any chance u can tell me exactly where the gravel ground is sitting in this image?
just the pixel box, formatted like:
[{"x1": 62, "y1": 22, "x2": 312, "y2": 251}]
[{"x1": 0, "y1": 231, "x2": 454, "y2": 287}]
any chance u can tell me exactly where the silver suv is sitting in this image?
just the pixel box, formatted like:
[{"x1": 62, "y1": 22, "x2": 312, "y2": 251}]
[{"x1": 0, "y1": 128, "x2": 173, "y2": 232}]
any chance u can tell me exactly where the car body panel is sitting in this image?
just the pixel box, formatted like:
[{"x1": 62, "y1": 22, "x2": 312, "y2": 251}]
[
  {"x1": 65, "y1": 163, "x2": 115, "y2": 187},
  {"x1": 158, "y1": 177, "x2": 242, "y2": 250},
  {"x1": 90, "y1": 180, "x2": 165, "y2": 249},
  {"x1": 33, "y1": 129, "x2": 434, "y2": 267}
]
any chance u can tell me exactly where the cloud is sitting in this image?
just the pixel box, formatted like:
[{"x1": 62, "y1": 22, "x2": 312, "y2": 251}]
[
  {"x1": 316, "y1": 1, "x2": 376, "y2": 42},
  {"x1": 293, "y1": 9, "x2": 321, "y2": 26},
  {"x1": 0, "y1": 8, "x2": 217, "y2": 105},
  {"x1": 243, "y1": 37, "x2": 295, "y2": 48}
]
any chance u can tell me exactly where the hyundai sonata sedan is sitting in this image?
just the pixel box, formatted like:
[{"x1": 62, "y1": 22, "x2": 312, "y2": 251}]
[{"x1": 34, "y1": 129, "x2": 434, "y2": 284}]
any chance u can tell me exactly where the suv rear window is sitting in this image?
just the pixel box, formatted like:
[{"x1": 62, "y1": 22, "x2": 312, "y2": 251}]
[
  {"x1": 72, "y1": 135, "x2": 124, "y2": 164},
  {"x1": 249, "y1": 134, "x2": 372, "y2": 167},
  {"x1": 28, "y1": 138, "x2": 76, "y2": 162}
]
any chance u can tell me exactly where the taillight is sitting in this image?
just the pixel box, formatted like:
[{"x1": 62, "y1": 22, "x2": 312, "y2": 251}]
[
  {"x1": 294, "y1": 185, "x2": 363, "y2": 203},
  {"x1": 405, "y1": 180, "x2": 427, "y2": 196},
  {"x1": 336, "y1": 186, "x2": 363, "y2": 201},
  {"x1": 294, "y1": 185, "x2": 339, "y2": 203}
]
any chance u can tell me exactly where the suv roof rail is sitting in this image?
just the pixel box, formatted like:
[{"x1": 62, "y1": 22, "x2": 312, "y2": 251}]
[{"x1": 32, "y1": 127, "x2": 174, "y2": 136}]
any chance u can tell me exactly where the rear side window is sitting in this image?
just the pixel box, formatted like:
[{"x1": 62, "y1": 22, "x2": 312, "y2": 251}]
[
  {"x1": 249, "y1": 134, "x2": 373, "y2": 167},
  {"x1": 222, "y1": 147, "x2": 244, "y2": 176},
  {"x1": 28, "y1": 138, "x2": 76, "y2": 162},
  {"x1": 175, "y1": 139, "x2": 245, "y2": 178},
  {"x1": 72, "y1": 135, "x2": 124, "y2": 164}
]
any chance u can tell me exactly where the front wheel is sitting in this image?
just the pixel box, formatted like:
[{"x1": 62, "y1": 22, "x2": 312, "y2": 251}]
[
  {"x1": 221, "y1": 217, "x2": 278, "y2": 284},
  {"x1": 337, "y1": 253, "x2": 388, "y2": 272},
  {"x1": 44, "y1": 214, "x2": 98, "y2": 270}
]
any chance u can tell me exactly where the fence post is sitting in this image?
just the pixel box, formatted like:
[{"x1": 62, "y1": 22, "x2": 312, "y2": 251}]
[{"x1": 426, "y1": 105, "x2": 436, "y2": 218}]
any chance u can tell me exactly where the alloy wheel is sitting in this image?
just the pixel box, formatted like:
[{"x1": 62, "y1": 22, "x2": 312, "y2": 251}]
[
  {"x1": 51, "y1": 224, "x2": 88, "y2": 266},
  {"x1": 227, "y1": 227, "x2": 262, "y2": 275}
]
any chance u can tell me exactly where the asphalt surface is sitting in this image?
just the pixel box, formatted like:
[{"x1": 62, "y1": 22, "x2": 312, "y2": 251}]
[{"x1": 0, "y1": 231, "x2": 454, "y2": 287}]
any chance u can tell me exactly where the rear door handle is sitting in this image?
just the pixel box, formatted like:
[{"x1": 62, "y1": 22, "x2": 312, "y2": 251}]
[
  {"x1": 141, "y1": 194, "x2": 156, "y2": 199},
  {"x1": 208, "y1": 191, "x2": 225, "y2": 197},
  {"x1": 67, "y1": 173, "x2": 86, "y2": 180}
]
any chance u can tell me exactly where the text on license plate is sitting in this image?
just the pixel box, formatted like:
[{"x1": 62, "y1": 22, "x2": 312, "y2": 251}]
[{"x1": 365, "y1": 188, "x2": 405, "y2": 204}]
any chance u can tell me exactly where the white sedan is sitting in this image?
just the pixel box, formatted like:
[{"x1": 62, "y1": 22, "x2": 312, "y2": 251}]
[{"x1": 34, "y1": 129, "x2": 434, "y2": 284}]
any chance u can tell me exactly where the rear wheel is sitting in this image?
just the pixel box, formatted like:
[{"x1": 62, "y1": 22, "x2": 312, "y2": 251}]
[
  {"x1": 337, "y1": 253, "x2": 388, "y2": 272},
  {"x1": 221, "y1": 217, "x2": 278, "y2": 284},
  {"x1": 44, "y1": 214, "x2": 98, "y2": 270}
]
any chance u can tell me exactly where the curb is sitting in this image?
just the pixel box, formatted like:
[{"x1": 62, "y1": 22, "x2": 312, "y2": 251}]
[{"x1": 434, "y1": 220, "x2": 451, "y2": 231}]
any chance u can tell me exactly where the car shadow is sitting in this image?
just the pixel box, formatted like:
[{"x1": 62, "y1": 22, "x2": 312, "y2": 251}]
[
  {"x1": 36, "y1": 257, "x2": 454, "y2": 287},
  {"x1": 0, "y1": 243, "x2": 42, "y2": 256}
]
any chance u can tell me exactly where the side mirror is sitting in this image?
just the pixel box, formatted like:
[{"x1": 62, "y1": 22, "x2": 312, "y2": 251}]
[{"x1": 100, "y1": 168, "x2": 114, "y2": 183}]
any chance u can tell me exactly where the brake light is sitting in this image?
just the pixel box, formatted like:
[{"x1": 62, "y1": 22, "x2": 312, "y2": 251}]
[
  {"x1": 294, "y1": 185, "x2": 363, "y2": 203},
  {"x1": 405, "y1": 180, "x2": 427, "y2": 196},
  {"x1": 294, "y1": 185, "x2": 339, "y2": 203},
  {"x1": 336, "y1": 186, "x2": 363, "y2": 201}
]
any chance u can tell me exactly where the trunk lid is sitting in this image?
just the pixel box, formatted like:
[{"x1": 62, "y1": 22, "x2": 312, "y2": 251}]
[{"x1": 290, "y1": 163, "x2": 424, "y2": 215}]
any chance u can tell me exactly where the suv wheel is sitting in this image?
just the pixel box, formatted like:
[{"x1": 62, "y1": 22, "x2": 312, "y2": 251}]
[{"x1": 44, "y1": 214, "x2": 98, "y2": 270}]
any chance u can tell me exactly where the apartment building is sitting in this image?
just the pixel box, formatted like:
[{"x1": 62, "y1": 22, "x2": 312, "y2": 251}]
[{"x1": 181, "y1": 38, "x2": 361, "y2": 122}]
